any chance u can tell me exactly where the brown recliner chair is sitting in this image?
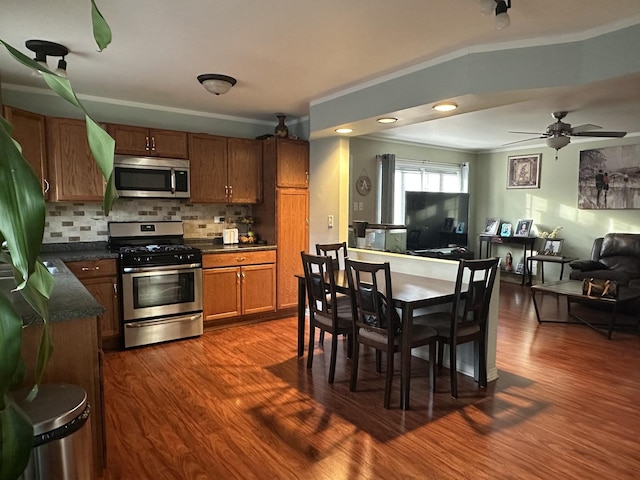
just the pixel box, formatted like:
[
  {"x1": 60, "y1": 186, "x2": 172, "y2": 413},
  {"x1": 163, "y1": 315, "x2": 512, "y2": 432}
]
[{"x1": 569, "y1": 233, "x2": 640, "y2": 288}]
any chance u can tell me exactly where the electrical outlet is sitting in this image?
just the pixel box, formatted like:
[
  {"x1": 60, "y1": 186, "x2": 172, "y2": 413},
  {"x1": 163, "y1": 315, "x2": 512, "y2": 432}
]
[
  {"x1": 358, "y1": 202, "x2": 364, "y2": 211},
  {"x1": 328, "y1": 215, "x2": 334, "y2": 228},
  {"x1": 354, "y1": 202, "x2": 359, "y2": 211},
  {"x1": 214, "y1": 216, "x2": 225, "y2": 224}
]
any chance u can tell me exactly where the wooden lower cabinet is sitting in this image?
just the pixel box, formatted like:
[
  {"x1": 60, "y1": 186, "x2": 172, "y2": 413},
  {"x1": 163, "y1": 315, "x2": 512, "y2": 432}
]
[
  {"x1": 65, "y1": 259, "x2": 121, "y2": 348},
  {"x1": 203, "y1": 251, "x2": 276, "y2": 323}
]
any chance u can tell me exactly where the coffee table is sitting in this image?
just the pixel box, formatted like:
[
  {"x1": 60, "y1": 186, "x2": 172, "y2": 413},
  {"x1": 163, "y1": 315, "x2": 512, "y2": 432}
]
[{"x1": 531, "y1": 280, "x2": 640, "y2": 339}]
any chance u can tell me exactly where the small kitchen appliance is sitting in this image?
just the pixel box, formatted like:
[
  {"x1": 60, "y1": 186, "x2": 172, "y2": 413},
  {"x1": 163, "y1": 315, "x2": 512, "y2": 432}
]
[
  {"x1": 108, "y1": 221, "x2": 203, "y2": 348},
  {"x1": 222, "y1": 228, "x2": 239, "y2": 245}
]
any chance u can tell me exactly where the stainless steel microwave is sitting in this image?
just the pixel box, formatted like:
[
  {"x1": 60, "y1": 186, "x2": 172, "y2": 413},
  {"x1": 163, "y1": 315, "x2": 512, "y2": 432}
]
[{"x1": 114, "y1": 155, "x2": 190, "y2": 199}]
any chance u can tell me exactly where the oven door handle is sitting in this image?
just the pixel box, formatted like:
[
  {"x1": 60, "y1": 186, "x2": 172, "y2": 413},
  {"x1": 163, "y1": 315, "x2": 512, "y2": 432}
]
[
  {"x1": 125, "y1": 313, "x2": 202, "y2": 328},
  {"x1": 122, "y1": 263, "x2": 202, "y2": 274}
]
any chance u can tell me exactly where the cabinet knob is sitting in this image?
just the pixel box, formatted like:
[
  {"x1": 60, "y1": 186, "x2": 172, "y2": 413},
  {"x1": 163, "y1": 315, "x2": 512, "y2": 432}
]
[
  {"x1": 236, "y1": 256, "x2": 246, "y2": 262},
  {"x1": 81, "y1": 266, "x2": 100, "y2": 271}
]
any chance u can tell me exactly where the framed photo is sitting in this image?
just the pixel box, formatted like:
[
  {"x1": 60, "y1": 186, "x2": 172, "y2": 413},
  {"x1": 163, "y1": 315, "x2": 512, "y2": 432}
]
[
  {"x1": 455, "y1": 222, "x2": 466, "y2": 234},
  {"x1": 483, "y1": 217, "x2": 500, "y2": 235},
  {"x1": 500, "y1": 223, "x2": 512, "y2": 237},
  {"x1": 507, "y1": 154, "x2": 541, "y2": 189},
  {"x1": 515, "y1": 262, "x2": 525, "y2": 274},
  {"x1": 514, "y1": 219, "x2": 533, "y2": 237},
  {"x1": 542, "y1": 239, "x2": 563, "y2": 256},
  {"x1": 442, "y1": 217, "x2": 454, "y2": 232}
]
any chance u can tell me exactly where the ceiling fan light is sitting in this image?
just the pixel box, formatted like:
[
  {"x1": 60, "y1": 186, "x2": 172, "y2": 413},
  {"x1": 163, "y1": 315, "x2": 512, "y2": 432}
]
[
  {"x1": 55, "y1": 57, "x2": 67, "y2": 78},
  {"x1": 197, "y1": 74, "x2": 237, "y2": 95},
  {"x1": 495, "y1": 12, "x2": 510, "y2": 29},
  {"x1": 479, "y1": 0, "x2": 495, "y2": 15},
  {"x1": 546, "y1": 135, "x2": 570, "y2": 150}
]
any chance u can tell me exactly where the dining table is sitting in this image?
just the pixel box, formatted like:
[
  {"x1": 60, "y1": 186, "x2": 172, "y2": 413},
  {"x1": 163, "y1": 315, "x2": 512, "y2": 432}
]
[{"x1": 296, "y1": 270, "x2": 459, "y2": 410}]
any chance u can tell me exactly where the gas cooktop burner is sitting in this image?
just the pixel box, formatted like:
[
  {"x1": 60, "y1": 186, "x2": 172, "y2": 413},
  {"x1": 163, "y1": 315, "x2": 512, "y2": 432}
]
[{"x1": 118, "y1": 244, "x2": 196, "y2": 254}]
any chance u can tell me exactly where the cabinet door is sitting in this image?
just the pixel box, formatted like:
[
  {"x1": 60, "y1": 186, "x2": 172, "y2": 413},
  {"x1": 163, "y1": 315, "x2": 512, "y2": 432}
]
[
  {"x1": 3, "y1": 107, "x2": 49, "y2": 198},
  {"x1": 81, "y1": 276, "x2": 120, "y2": 339},
  {"x1": 228, "y1": 138, "x2": 262, "y2": 203},
  {"x1": 203, "y1": 266, "x2": 241, "y2": 321},
  {"x1": 241, "y1": 263, "x2": 276, "y2": 315},
  {"x1": 277, "y1": 138, "x2": 309, "y2": 188},
  {"x1": 189, "y1": 133, "x2": 228, "y2": 203},
  {"x1": 277, "y1": 188, "x2": 309, "y2": 309},
  {"x1": 47, "y1": 117, "x2": 105, "y2": 202},
  {"x1": 107, "y1": 124, "x2": 151, "y2": 156},
  {"x1": 149, "y1": 128, "x2": 188, "y2": 159}
]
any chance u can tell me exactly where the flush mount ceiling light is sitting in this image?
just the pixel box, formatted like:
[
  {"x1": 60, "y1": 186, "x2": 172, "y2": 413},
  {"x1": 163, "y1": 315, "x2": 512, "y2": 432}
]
[
  {"x1": 197, "y1": 74, "x2": 237, "y2": 95},
  {"x1": 479, "y1": 0, "x2": 512, "y2": 30},
  {"x1": 433, "y1": 102, "x2": 458, "y2": 112},
  {"x1": 25, "y1": 39, "x2": 69, "y2": 77},
  {"x1": 377, "y1": 117, "x2": 398, "y2": 124},
  {"x1": 335, "y1": 128, "x2": 353, "y2": 134}
]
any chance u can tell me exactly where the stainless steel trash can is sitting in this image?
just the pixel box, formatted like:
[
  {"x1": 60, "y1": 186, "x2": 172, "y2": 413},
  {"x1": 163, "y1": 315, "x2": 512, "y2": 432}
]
[{"x1": 9, "y1": 383, "x2": 94, "y2": 480}]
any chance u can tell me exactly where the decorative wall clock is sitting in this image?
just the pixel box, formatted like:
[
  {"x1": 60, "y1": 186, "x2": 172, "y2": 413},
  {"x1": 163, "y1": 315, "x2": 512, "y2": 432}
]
[{"x1": 356, "y1": 173, "x2": 372, "y2": 196}]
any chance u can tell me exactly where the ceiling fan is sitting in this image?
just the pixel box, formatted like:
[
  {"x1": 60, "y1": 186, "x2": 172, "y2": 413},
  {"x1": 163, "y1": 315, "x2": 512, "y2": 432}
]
[{"x1": 506, "y1": 111, "x2": 627, "y2": 152}]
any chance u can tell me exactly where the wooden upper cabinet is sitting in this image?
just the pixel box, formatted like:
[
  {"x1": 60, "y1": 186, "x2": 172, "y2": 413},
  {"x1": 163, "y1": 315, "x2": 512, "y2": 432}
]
[
  {"x1": 189, "y1": 134, "x2": 262, "y2": 204},
  {"x1": 228, "y1": 138, "x2": 262, "y2": 203},
  {"x1": 46, "y1": 117, "x2": 105, "y2": 202},
  {"x1": 3, "y1": 106, "x2": 49, "y2": 198},
  {"x1": 107, "y1": 124, "x2": 188, "y2": 159},
  {"x1": 276, "y1": 138, "x2": 309, "y2": 188},
  {"x1": 189, "y1": 133, "x2": 228, "y2": 203}
]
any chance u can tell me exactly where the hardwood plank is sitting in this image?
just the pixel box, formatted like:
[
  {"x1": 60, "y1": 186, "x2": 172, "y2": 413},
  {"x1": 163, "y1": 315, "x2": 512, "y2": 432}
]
[{"x1": 102, "y1": 282, "x2": 640, "y2": 479}]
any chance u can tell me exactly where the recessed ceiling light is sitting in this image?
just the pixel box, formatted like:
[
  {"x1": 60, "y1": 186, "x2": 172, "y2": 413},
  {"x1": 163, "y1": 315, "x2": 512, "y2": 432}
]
[
  {"x1": 377, "y1": 117, "x2": 398, "y2": 124},
  {"x1": 335, "y1": 128, "x2": 353, "y2": 134},
  {"x1": 433, "y1": 103, "x2": 458, "y2": 112}
]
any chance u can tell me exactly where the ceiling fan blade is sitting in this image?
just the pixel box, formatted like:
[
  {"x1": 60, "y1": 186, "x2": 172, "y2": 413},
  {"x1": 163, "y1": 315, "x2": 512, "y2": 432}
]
[
  {"x1": 508, "y1": 131, "x2": 546, "y2": 135},
  {"x1": 502, "y1": 136, "x2": 546, "y2": 146},
  {"x1": 572, "y1": 131, "x2": 627, "y2": 138},
  {"x1": 570, "y1": 123, "x2": 601, "y2": 134}
]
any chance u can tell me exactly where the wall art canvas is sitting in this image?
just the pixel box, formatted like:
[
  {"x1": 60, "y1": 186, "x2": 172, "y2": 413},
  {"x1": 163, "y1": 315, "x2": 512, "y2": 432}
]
[
  {"x1": 578, "y1": 145, "x2": 640, "y2": 209},
  {"x1": 507, "y1": 154, "x2": 541, "y2": 189}
]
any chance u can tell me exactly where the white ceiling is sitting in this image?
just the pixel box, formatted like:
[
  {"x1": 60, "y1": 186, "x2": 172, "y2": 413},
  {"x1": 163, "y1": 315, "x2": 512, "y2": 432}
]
[{"x1": 2, "y1": 0, "x2": 640, "y2": 151}]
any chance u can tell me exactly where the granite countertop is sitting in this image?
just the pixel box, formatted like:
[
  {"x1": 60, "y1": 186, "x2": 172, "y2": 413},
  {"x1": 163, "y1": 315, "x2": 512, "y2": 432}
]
[
  {"x1": 40, "y1": 241, "x2": 118, "y2": 262},
  {"x1": 185, "y1": 240, "x2": 277, "y2": 254},
  {"x1": 0, "y1": 258, "x2": 104, "y2": 326}
]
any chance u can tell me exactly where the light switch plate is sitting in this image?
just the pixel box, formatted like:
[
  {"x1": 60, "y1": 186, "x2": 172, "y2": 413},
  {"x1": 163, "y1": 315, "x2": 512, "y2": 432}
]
[{"x1": 214, "y1": 216, "x2": 225, "y2": 224}]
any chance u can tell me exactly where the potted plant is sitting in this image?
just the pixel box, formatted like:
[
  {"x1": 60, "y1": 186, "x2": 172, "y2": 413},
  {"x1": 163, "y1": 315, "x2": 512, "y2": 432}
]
[{"x1": 0, "y1": 2, "x2": 114, "y2": 477}]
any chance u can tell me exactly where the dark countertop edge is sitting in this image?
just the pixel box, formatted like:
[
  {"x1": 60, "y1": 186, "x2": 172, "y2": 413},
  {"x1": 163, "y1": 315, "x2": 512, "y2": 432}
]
[
  {"x1": 2, "y1": 258, "x2": 104, "y2": 325},
  {"x1": 41, "y1": 241, "x2": 118, "y2": 262},
  {"x1": 185, "y1": 241, "x2": 277, "y2": 254}
]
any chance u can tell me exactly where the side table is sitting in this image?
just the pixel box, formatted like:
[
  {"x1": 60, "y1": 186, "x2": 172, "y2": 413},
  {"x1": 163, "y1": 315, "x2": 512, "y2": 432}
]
[
  {"x1": 527, "y1": 255, "x2": 578, "y2": 285},
  {"x1": 478, "y1": 234, "x2": 536, "y2": 285}
]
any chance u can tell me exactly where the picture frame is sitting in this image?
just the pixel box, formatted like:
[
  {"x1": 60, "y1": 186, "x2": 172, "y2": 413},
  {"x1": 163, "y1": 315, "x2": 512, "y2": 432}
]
[
  {"x1": 442, "y1": 217, "x2": 454, "y2": 232},
  {"x1": 514, "y1": 218, "x2": 533, "y2": 237},
  {"x1": 483, "y1": 217, "x2": 501, "y2": 235},
  {"x1": 500, "y1": 223, "x2": 512, "y2": 237},
  {"x1": 507, "y1": 154, "x2": 541, "y2": 189},
  {"x1": 455, "y1": 222, "x2": 466, "y2": 234},
  {"x1": 542, "y1": 239, "x2": 563, "y2": 256},
  {"x1": 515, "y1": 262, "x2": 525, "y2": 274}
]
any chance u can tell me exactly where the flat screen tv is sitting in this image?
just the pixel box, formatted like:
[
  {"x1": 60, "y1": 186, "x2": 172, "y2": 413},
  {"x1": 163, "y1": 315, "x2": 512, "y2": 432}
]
[{"x1": 405, "y1": 191, "x2": 469, "y2": 250}]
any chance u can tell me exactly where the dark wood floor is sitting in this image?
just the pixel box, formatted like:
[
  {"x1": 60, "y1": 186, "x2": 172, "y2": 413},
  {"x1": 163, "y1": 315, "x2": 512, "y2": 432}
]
[{"x1": 102, "y1": 282, "x2": 640, "y2": 479}]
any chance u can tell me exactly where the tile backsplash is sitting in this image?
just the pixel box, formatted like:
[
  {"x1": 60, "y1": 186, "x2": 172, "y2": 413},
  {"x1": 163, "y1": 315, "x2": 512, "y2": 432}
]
[{"x1": 44, "y1": 198, "x2": 251, "y2": 243}]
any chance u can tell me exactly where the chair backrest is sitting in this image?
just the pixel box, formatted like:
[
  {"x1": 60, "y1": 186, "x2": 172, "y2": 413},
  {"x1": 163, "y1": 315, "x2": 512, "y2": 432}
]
[
  {"x1": 301, "y1": 252, "x2": 340, "y2": 325},
  {"x1": 450, "y1": 257, "x2": 499, "y2": 336},
  {"x1": 345, "y1": 258, "x2": 401, "y2": 338},
  {"x1": 315, "y1": 242, "x2": 348, "y2": 271}
]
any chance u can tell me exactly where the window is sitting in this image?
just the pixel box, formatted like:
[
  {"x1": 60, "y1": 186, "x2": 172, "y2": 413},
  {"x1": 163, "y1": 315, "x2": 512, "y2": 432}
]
[{"x1": 391, "y1": 159, "x2": 467, "y2": 225}]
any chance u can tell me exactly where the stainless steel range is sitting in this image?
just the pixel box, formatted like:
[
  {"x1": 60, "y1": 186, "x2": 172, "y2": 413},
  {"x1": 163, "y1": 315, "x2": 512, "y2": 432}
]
[{"x1": 108, "y1": 221, "x2": 203, "y2": 348}]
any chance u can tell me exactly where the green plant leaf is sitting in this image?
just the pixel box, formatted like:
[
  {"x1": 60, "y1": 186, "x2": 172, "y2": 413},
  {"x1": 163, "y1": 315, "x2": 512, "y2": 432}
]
[
  {"x1": 0, "y1": 115, "x2": 45, "y2": 289},
  {"x1": 91, "y1": 0, "x2": 112, "y2": 51},
  {"x1": 0, "y1": 295, "x2": 23, "y2": 407},
  {"x1": 35, "y1": 324, "x2": 53, "y2": 387},
  {"x1": 0, "y1": 402, "x2": 33, "y2": 480}
]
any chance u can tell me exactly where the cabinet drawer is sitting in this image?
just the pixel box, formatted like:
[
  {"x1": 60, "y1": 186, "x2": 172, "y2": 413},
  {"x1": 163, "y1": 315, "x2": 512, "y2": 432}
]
[
  {"x1": 66, "y1": 259, "x2": 117, "y2": 279},
  {"x1": 203, "y1": 250, "x2": 276, "y2": 268}
]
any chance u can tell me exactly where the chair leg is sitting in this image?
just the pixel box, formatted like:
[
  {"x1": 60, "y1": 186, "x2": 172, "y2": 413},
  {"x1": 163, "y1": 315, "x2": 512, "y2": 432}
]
[
  {"x1": 350, "y1": 341, "x2": 360, "y2": 392},
  {"x1": 449, "y1": 342, "x2": 458, "y2": 398},
  {"x1": 437, "y1": 341, "x2": 444, "y2": 369},
  {"x1": 478, "y1": 338, "x2": 487, "y2": 389},
  {"x1": 328, "y1": 333, "x2": 338, "y2": 384},
  {"x1": 429, "y1": 342, "x2": 436, "y2": 393},
  {"x1": 319, "y1": 330, "x2": 325, "y2": 347},
  {"x1": 384, "y1": 350, "x2": 394, "y2": 409},
  {"x1": 346, "y1": 334, "x2": 353, "y2": 359},
  {"x1": 307, "y1": 325, "x2": 315, "y2": 369},
  {"x1": 375, "y1": 349, "x2": 382, "y2": 373}
]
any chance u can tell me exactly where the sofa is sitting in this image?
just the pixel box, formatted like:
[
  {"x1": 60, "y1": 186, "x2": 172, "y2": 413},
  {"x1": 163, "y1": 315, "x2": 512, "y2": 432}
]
[{"x1": 569, "y1": 233, "x2": 640, "y2": 288}]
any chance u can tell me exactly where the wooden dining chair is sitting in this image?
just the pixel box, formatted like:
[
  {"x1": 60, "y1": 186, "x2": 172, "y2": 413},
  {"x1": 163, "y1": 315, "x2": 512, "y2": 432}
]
[
  {"x1": 345, "y1": 258, "x2": 437, "y2": 408},
  {"x1": 301, "y1": 252, "x2": 353, "y2": 384},
  {"x1": 415, "y1": 257, "x2": 499, "y2": 398},
  {"x1": 315, "y1": 242, "x2": 348, "y2": 270}
]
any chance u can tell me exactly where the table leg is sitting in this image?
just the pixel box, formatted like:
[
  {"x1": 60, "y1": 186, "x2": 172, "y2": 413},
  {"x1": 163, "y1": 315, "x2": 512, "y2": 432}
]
[
  {"x1": 559, "y1": 263, "x2": 565, "y2": 280},
  {"x1": 531, "y1": 289, "x2": 543, "y2": 323},
  {"x1": 297, "y1": 276, "x2": 306, "y2": 357},
  {"x1": 400, "y1": 305, "x2": 413, "y2": 410},
  {"x1": 540, "y1": 262, "x2": 545, "y2": 283}
]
